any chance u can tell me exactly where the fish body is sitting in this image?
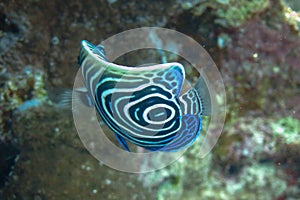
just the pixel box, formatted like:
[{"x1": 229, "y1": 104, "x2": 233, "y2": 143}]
[{"x1": 78, "y1": 40, "x2": 207, "y2": 152}]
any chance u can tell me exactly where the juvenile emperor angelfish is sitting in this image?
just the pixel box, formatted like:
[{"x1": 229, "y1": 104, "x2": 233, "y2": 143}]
[{"x1": 78, "y1": 40, "x2": 210, "y2": 152}]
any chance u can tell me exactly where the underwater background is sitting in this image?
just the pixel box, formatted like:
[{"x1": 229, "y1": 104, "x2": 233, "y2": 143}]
[{"x1": 0, "y1": 0, "x2": 300, "y2": 199}]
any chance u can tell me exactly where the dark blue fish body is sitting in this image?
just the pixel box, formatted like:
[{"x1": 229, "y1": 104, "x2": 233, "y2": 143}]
[{"x1": 78, "y1": 40, "x2": 206, "y2": 152}]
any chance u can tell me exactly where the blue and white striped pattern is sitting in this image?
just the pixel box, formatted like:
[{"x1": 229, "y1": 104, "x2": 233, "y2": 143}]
[{"x1": 78, "y1": 40, "x2": 204, "y2": 151}]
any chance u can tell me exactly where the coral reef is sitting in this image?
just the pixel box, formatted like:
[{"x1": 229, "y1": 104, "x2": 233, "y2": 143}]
[
  {"x1": 0, "y1": 66, "x2": 48, "y2": 140},
  {"x1": 0, "y1": 0, "x2": 299, "y2": 199},
  {"x1": 138, "y1": 116, "x2": 294, "y2": 199},
  {"x1": 0, "y1": 66, "x2": 48, "y2": 196},
  {"x1": 191, "y1": 164, "x2": 287, "y2": 200},
  {"x1": 282, "y1": 0, "x2": 300, "y2": 33},
  {"x1": 138, "y1": 137, "x2": 212, "y2": 200},
  {"x1": 192, "y1": 0, "x2": 270, "y2": 27},
  {"x1": 272, "y1": 116, "x2": 300, "y2": 144},
  {"x1": 221, "y1": 19, "x2": 300, "y2": 119},
  {"x1": 2, "y1": 105, "x2": 155, "y2": 199}
]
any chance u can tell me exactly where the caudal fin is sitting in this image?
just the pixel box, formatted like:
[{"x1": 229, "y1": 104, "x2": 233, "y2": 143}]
[{"x1": 194, "y1": 76, "x2": 212, "y2": 116}]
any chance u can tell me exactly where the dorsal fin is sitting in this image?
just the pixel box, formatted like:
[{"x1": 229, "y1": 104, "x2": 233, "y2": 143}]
[
  {"x1": 78, "y1": 40, "x2": 108, "y2": 67},
  {"x1": 92, "y1": 44, "x2": 108, "y2": 61}
]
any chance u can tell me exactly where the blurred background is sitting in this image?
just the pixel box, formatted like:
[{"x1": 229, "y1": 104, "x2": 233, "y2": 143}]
[{"x1": 0, "y1": 0, "x2": 299, "y2": 199}]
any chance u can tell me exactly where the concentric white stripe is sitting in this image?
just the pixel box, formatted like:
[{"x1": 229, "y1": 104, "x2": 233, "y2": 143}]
[
  {"x1": 100, "y1": 86, "x2": 181, "y2": 138},
  {"x1": 143, "y1": 104, "x2": 175, "y2": 125}
]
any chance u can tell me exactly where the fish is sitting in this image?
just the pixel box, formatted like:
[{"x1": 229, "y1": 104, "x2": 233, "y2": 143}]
[{"x1": 77, "y1": 40, "x2": 211, "y2": 152}]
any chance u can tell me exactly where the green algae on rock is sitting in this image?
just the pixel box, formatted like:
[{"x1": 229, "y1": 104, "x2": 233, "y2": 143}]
[
  {"x1": 215, "y1": 0, "x2": 270, "y2": 27},
  {"x1": 192, "y1": 0, "x2": 270, "y2": 27},
  {"x1": 282, "y1": 0, "x2": 300, "y2": 33},
  {"x1": 271, "y1": 116, "x2": 300, "y2": 144},
  {"x1": 0, "y1": 67, "x2": 48, "y2": 112},
  {"x1": 0, "y1": 66, "x2": 48, "y2": 142}
]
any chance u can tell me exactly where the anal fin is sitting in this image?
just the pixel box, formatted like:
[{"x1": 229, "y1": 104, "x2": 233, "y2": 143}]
[{"x1": 114, "y1": 133, "x2": 130, "y2": 152}]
